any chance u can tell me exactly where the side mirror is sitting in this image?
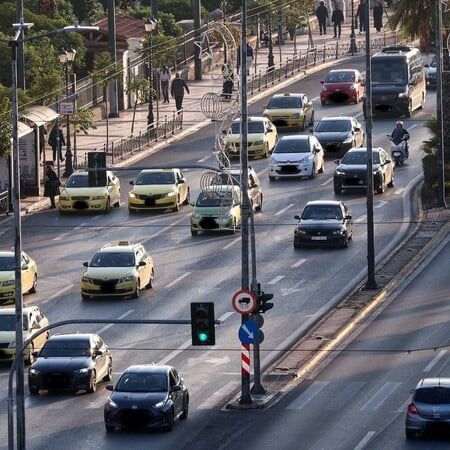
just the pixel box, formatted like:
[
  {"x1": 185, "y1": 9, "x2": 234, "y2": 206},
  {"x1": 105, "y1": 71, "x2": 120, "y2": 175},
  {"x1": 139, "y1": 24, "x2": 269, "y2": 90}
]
[
  {"x1": 172, "y1": 385, "x2": 182, "y2": 392},
  {"x1": 31, "y1": 322, "x2": 41, "y2": 330},
  {"x1": 129, "y1": 181, "x2": 134, "y2": 185},
  {"x1": 83, "y1": 261, "x2": 88, "y2": 267},
  {"x1": 106, "y1": 384, "x2": 114, "y2": 391},
  {"x1": 178, "y1": 179, "x2": 185, "y2": 184},
  {"x1": 320, "y1": 80, "x2": 324, "y2": 84},
  {"x1": 294, "y1": 215, "x2": 300, "y2": 220},
  {"x1": 345, "y1": 214, "x2": 352, "y2": 220},
  {"x1": 262, "y1": 104, "x2": 267, "y2": 109},
  {"x1": 189, "y1": 201, "x2": 195, "y2": 207},
  {"x1": 138, "y1": 261, "x2": 146, "y2": 267},
  {"x1": 334, "y1": 159, "x2": 340, "y2": 165},
  {"x1": 94, "y1": 349, "x2": 103, "y2": 357}
]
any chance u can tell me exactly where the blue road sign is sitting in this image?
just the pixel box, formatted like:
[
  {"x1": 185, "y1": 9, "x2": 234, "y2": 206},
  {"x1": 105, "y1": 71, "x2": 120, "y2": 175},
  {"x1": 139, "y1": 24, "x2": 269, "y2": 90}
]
[{"x1": 239, "y1": 320, "x2": 259, "y2": 344}]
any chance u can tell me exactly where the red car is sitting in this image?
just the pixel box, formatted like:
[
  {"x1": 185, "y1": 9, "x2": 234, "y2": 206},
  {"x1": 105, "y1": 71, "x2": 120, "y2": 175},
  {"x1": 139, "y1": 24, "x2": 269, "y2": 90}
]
[{"x1": 320, "y1": 69, "x2": 364, "y2": 105}]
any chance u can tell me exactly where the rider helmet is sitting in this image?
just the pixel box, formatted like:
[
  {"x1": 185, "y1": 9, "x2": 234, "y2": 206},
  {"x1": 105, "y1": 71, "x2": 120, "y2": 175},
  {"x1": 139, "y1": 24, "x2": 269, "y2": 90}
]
[{"x1": 396, "y1": 121, "x2": 403, "y2": 126}]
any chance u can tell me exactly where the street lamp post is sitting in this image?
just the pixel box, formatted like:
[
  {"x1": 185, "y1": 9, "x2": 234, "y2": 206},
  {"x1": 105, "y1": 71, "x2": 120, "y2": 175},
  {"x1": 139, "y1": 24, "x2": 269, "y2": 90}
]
[
  {"x1": 59, "y1": 48, "x2": 76, "y2": 177},
  {"x1": 268, "y1": 20, "x2": 274, "y2": 71},
  {"x1": 349, "y1": 0, "x2": 357, "y2": 54},
  {"x1": 145, "y1": 18, "x2": 157, "y2": 127},
  {"x1": 0, "y1": 22, "x2": 98, "y2": 450}
]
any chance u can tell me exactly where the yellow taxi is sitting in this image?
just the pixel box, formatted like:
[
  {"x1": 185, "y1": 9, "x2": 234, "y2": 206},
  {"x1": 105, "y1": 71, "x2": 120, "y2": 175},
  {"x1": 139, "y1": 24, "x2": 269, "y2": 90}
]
[
  {"x1": 59, "y1": 170, "x2": 121, "y2": 214},
  {"x1": 262, "y1": 92, "x2": 315, "y2": 130},
  {"x1": 190, "y1": 185, "x2": 241, "y2": 236},
  {"x1": 0, "y1": 250, "x2": 37, "y2": 303},
  {"x1": 128, "y1": 168, "x2": 190, "y2": 213},
  {"x1": 223, "y1": 116, "x2": 278, "y2": 159},
  {"x1": 81, "y1": 241, "x2": 154, "y2": 300}
]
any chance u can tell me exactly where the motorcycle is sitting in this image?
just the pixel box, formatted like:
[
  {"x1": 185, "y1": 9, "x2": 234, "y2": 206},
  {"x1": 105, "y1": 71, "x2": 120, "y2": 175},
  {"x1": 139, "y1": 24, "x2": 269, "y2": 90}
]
[{"x1": 387, "y1": 134, "x2": 409, "y2": 166}]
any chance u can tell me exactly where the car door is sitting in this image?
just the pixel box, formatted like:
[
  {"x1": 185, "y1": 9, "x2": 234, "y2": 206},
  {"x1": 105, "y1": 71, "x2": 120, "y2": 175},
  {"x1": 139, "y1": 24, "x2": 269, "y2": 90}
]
[
  {"x1": 136, "y1": 246, "x2": 151, "y2": 287},
  {"x1": 30, "y1": 308, "x2": 48, "y2": 351},
  {"x1": 92, "y1": 335, "x2": 108, "y2": 378},
  {"x1": 352, "y1": 119, "x2": 364, "y2": 146},
  {"x1": 302, "y1": 95, "x2": 312, "y2": 123},
  {"x1": 169, "y1": 369, "x2": 184, "y2": 415},
  {"x1": 265, "y1": 119, "x2": 277, "y2": 151},
  {"x1": 107, "y1": 173, "x2": 119, "y2": 204},
  {"x1": 21, "y1": 253, "x2": 33, "y2": 293},
  {"x1": 175, "y1": 170, "x2": 188, "y2": 203}
]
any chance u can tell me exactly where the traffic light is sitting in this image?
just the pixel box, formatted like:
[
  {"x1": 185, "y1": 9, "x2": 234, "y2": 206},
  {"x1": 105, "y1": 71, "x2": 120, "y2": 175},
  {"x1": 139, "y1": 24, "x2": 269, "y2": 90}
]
[
  {"x1": 190, "y1": 302, "x2": 215, "y2": 346},
  {"x1": 257, "y1": 291, "x2": 274, "y2": 313},
  {"x1": 87, "y1": 152, "x2": 106, "y2": 187}
]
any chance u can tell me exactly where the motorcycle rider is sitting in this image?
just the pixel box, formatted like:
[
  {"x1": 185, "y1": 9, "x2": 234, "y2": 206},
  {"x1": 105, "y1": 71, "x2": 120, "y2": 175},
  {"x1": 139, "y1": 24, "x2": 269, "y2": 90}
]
[{"x1": 390, "y1": 121, "x2": 409, "y2": 158}]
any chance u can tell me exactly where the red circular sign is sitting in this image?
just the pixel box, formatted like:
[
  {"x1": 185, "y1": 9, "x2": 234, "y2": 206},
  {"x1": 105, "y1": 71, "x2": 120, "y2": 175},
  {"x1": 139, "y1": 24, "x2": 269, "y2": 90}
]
[{"x1": 232, "y1": 289, "x2": 257, "y2": 314}]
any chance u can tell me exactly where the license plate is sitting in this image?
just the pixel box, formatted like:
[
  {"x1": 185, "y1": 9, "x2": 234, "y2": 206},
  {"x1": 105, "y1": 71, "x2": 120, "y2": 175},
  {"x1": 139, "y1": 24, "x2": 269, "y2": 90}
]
[
  {"x1": 312, "y1": 236, "x2": 327, "y2": 240},
  {"x1": 393, "y1": 151, "x2": 401, "y2": 156}
]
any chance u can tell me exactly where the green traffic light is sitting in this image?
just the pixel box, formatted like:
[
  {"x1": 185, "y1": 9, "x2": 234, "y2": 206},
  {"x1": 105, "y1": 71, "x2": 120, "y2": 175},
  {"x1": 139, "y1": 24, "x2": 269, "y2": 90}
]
[{"x1": 198, "y1": 332, "x2": 209, "y2": 342}]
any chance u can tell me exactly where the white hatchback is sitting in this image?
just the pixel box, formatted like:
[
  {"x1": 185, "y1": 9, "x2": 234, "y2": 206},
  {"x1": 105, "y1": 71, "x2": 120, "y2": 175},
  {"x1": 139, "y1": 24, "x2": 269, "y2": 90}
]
[{"x1": 268, "y1": 135, "x2": 325, "y2": 180}]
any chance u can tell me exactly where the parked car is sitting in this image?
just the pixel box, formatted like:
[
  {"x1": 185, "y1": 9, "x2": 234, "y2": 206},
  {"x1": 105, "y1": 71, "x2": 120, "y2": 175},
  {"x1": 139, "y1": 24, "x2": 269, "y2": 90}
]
[
  {"x1": 268, "y1": 135, "x2": 325, "y2": 180},
  {"x1": 293, "y1": 200, "x2": 353, "y2": 248},
  {"x1": 333, "y1": 147, "x2": 394, "y2": 195},
  {"x1": 320, "y1": 69, "x2": 365, "y2": 105},
  {"x1": 313, "y1": 116, "x2": 365, "y2": 154},
  {"x1": 28, "y1": 333, "x2": 112, "y2": 394},
  {"x1": 104, "y1": 364, "x2": 189, "y2": 432},
  {"x1": 262, "y1": 92, "x2": 314, "y2": 130},
  {"x1": 128, "y1": 168, "x2": 190, "y2": 213},
  {"x1": 210, "y1": 166, "x2": 263, "y2": 212},
  {"x1": 223, "y1": 116, "x2": 278, "y2": 159},
  {"x1": 405, "y1": 377, "x2": 450, "y2": 439},
  {"x1": 59, "y1": 170, "x2": 121, "y2": 214},
  {"x1": 425, "y1": 56, "x2": 437, "y2": 88},
  {"x1": 81, "y1": 241, "x2": 154, "y2": 300},
  {"x1": 0, "y1": 250, "x2": 37, "y2": 303},
  {"x1": 0, "y1": 306, "x2": 49, "y2": 364},
  {"x1": 190, "y1": 185, "x2": 241, "y2": 235}
]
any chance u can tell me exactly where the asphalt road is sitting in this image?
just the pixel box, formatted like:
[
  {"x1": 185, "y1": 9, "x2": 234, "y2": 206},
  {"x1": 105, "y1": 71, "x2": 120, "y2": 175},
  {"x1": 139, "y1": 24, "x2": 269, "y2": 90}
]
[{"x1": 0, "y1": 57, "x2": 436, "y2": 449}]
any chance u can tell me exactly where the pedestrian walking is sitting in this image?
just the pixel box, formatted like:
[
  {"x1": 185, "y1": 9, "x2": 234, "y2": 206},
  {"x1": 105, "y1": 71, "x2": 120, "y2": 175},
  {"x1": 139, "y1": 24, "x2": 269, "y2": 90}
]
[
  {"x1": 331, "y1": 5, "x2": 344, "y2": 39},
  {"x1": 246, "y1": 43, "x2": 254, "y2": 75},
  {"x1": 221, "y1": 60, "x2": 234, "y2": 100},
  {"x1": 170, "y1": 72, "x2": 190, "y2": 112},
  {"x1": 160, "y1": 65, "x2": 171, "y2": 103},
  {"x1": 373, "y1": 1, "x2": 383, "y2": 33},
  {"x1": 316, "y1": 1, "x2": 329, "y2": 35},
  {"x1": 356, "y1": 0, "x2": 366, "y2": 34},
  {"x1": 44, "y1": 164, "x2": 60, "y2": 209},
  {"x1": 48, "y1": 125, "x2": 65, "y2": 162}
]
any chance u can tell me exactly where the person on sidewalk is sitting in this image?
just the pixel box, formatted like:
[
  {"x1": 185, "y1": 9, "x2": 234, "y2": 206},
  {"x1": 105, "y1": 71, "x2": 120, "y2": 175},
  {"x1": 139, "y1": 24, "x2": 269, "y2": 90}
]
[
  {"x1": 373, "y1": 1, "x2": 384, "y2": 33},
  {"x1": 44, "y1": 164, "x2": 60, "y2": 209},
  {"x1": 316, "y1": 1, "x2": 328, "y2": 35},
  {"x1": 170, "y1": 72, "x2": 190, "y2": 112},
  {"x1": 356, "y1": 0, "x2": 366, "y2": 34},
  {"x1": 331, "y1": 5, "x2": 344, "y2": 39},
  {"x1": 160, "y1": 65, "x2": 171, "y2": 103},
  {"x1": 246, "y1": 43, "x2": 254, "y2": 75},
  {"x1": 48, "y1": 125, "x2": 65, "y2": 162}
]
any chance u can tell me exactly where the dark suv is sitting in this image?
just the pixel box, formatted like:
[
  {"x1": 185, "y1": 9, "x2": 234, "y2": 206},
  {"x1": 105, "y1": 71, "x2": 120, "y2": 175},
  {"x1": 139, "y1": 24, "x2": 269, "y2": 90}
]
[{"x1": 405, "y1": 377, "x2": 450, "y2": 439}]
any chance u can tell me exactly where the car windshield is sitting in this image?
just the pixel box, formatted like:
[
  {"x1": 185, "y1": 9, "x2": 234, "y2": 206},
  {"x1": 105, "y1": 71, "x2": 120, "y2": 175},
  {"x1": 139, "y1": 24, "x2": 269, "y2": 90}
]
[
  {"x1": 0, "y1": 314, "x2": 29, "y2": 331},
  {"x1": 315, "y1": 120, "x2": 352, "y2": 132},
  {"x1": 115, "y1": 372, "x2": 168, "y2": 393},
  {"x1": 196, "y1": 190, "x2": 235, "y2": 207},
  {"x1": 40, "y1": 339, "x2": 91, "y2": 357},
  {"x1": 66, "y1": 174, "x2": 89, "y2": 188},
  {"x1": 0, "y1": 256, "x2": 15, "y2": 271},
  {"x1": 325, "y1": 71, "x2": 355, "y2": 83},
  {"x1": 267, "y1": 96, "x2": 302, "y2": 109},
  {"x1": 231, "y1": 122, "x2": 265, "y2": 134},
  {"x1": 414, "y1": 387, "x2": 450, "y2": 404},
  {"x1": 90, "y1": 251, "x2": 135, "y2": 267},
  {"x1": 341, "y1": 151, "x2": 381, "y2": 165},
  {"x1": 302, "y1": 205, "x2": 343, "y2": 220},
  {"x1": 135, "y1": 172, "x2": 175, "y2": 185},
  {"x1": 372, "y1": 61, "x2": 407, "y2": 85},
  {"x1": 274, "y1": 139, "x2": 310, "y2": 154}
]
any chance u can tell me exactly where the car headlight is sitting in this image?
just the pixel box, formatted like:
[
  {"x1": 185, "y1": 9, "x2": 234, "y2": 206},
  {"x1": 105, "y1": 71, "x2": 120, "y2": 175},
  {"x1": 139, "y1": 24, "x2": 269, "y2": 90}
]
[
  {"x1": 296, "y1": 229, "x2": 307, "y2": 236},
  {"x1": 292, "y1": 113, "x2": 300, "y2": 119},
  {"x1": 117, "y1": 275, "x2": 135, "y2": 284},
  {"x1": 59, "y1": 194, "x2": 69, "y2": 201},
  {"x1": 29, "y1": 368, "x2": 40, "y2": 375},
  {"x1": 154, "y1": 399, "x2": 167, "y2": 409},
  {"x1": 253, "y1": 140, "x2": 264, "y2": 146},
  {"x1": 128, "y1": 192, "x2": 136, "y2": 198},
  {"x1": 298, "y1": 157, "x2": 308, "y2": 164},
  {"x1": 163, "y1": 192, "x2": 175, "y2": 198},
  {"x1": 107, "y1": 399, "x2": 119, "y2": 409},
  {"x1": 91, "y1": 195, "x2": 106, "y2": 200},
  {"x1": 335, "y1": 170, "x2": 346, "y2": 176},
  {"x1": 268, "y1": 157, "x2": 276, "y2": 165},
  {"x1": 74, "y1": 368, "x2": 90, "y2": 374},
  {"x1": 342, "y1": 136, "x2": 353, "y2": 144},
  {"x1": 192, "y1": 211, "x2": 201, "y2": 219},
  {"x1": 322, "y1": 86, "x2": 328, "y2": 91},
  {"x1": 397, "y1": 92, "x2": 408, "y2": 98},
  {"x1": 349, "y1": 84, "x2": 357, "y2": 91},
  {"x1": 331, "y1": 228, "x2": 345, "y2": 236},
  {"x1": 82, "y1": 275, "x2": 95, "y2": 283},
  {"x1": 1, "y1": 280, "x2": 15, "y2": 287}
]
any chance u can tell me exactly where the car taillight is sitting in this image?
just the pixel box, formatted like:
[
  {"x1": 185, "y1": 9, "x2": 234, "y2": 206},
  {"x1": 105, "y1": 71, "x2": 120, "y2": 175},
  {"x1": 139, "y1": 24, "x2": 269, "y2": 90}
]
[{"x1": 407, "y1": 402, "x2": 420, "y2": 415}]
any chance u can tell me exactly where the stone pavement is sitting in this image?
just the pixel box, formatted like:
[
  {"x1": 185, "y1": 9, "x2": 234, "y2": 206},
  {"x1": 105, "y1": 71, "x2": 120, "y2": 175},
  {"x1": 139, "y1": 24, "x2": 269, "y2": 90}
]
[{"x1": 19, "y1": 17, "x2": 389, "y2": 214}]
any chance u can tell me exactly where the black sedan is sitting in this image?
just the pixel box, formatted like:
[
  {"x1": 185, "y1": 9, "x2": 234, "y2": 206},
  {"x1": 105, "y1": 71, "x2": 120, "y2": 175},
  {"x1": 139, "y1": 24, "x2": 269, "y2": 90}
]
[
  {"x1": 333, "y1": 147, "x2": 394, "y2": 195},
  {"x1": 104, "y1": 364, "x2": 189, "y2": 432},
  {"x1": 293, "y1": 200, "x2": 353, "y2": 248},
  {"x1": 28, "y1": 333, "x2": 112, "y2": 395},
  {"x1": 313, "y1": 116, "x2": 364, "y2": 154}
]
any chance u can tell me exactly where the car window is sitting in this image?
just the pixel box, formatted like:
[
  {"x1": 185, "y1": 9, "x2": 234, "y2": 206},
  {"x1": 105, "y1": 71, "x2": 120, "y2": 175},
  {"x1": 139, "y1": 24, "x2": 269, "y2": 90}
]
[
  {"x1": 316, "y1": 120, "x2": 351, "y2": 132},
  {"x1": 414, "y1": 387, "x2": 450, "y2": 404},
  {"x1": 90, "y1": 251, "x2": 135, "y2": 267},
  {"x1": 267, "y1": 96, "x2": 302, "y2": 109},
  {"x1": 274, "y1": 139, "x2": 310, "y2": 153},
  {"x1": 196, "y1": 191, "x2": 234, "y2": 207},
  {"x1": 248, "y1": 122, "x2": 265, "y2": 133},
  {"x1": 116, "y1": 373, "x2": 168, "y2": 392},
  {"x1": 0, "y1": 256, "x2": 15, "y2": 271},
  {"x1": 67, "y1": 174, "x2": 89, "y2": 188},
  {"x1": 40, "y1": 339, "x2": 91, "y2": 357},
  {"x1": 135, "y1": 172, "x2": 175, "y2": 185},
  {"x1": 302, "y1": 205, "x2": 342, "y2": 220},
  {"x1": 341, "y1": 151, "x2": 381, "y2": 165}
]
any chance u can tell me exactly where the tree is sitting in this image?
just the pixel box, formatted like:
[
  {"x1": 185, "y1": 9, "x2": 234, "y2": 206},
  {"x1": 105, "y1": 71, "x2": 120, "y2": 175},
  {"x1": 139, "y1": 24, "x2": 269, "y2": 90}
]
[{"x1": 125, "y1": 77, "x2": 150, "y2": 135}]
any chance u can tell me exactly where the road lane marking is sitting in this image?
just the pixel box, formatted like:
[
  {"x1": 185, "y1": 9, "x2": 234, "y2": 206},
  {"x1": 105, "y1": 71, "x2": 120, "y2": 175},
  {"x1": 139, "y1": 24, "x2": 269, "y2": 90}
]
[
  {"x1": 424, "y1": 349, "x2": 447, "y2": 372},
  {"x1": 218, "y1": 312, "x2": 234, "y2": 322},
  {"x1": 197, "y1": 381, "x2": 239, "y2": 409},
  {"x1": 375, "y1": 200, "x2": 388, "y2": 209},
  {"x1": 286, "y1": 381, "x2": 329, "y2": 410},
  {"x1": 268, "y1": 275, "x2": 284, "y2": 285},
  {"x1": 197, "y1": 155, "x2": 211, "y2": 163},
  {"x1": 223, "y1": 237, "x2": 240, "y2": 250},
  {"x1": 320, "y1": 177, "x2": 333, "y2": 186},
  {"x1": 97, "y1": 310, "x2": 135, "y2": 335},
  {"x1": 394, "y1": 188, "x2": 404, "y2": 195},
  {"x1": 354, "y1": 431, "x2": 376, "y2": 450},
  {"x1": 291, "y1": 258, "x2": 307, "y2": 268},
  {"x1": 158, "y1": 340, "x2": 191, "y2": 366},
  {"x1": 275, "y1": 203, "x2": 295, "y2": 216},
  {"x1": 355, "y1": 214, "x2": 366, "y2": 223},
  {"x1": 165, "y1": 272, "x2": 191, "y2": 288},
  {"x1": 361, "y1": 381, "x2": 401, "y2": 411}
]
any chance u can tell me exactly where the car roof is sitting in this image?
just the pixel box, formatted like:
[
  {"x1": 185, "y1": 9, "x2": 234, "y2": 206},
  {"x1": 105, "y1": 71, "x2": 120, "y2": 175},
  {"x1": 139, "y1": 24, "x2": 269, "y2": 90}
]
[
  {"x1": 48, "y1": 333, "x2": 97, "y2": 341},
  {"x1": 232, "y1": 116, "x2": 267, "y2": 123},
  {"x1": 346, "y1": 147, "x2": 383, "y2": 153},
  {"x1": 415, "y1": 378, "x2": 450, "y2": 389},
  {"x1": 99, "y1": 241, "x2": 139, "y2": 253},
  {"x1": 270, "y1": 92, "x2": 304, "y2": 99},
  {"x1": 327, "y1": 69, "x2": 358, "y2": 73},
  {"x1": 0, "y1": 306, "x2": 41, "y2": 315},
  {"x1": 278, "y1": 135, "x2": 310, "y2": 142},
  {"x1": 123, "y1": 364, "x2": 172, "y2": 375},
  {"x1": 0, "y1": 251, "x2": 14, "y2": 257},
  {"x1": 138, "y1": 168, "x2": 177, "y2": 173},
  {"x1": 202, "y1": 185, "x2": 240, "y2": 193},
  {"x1": 70, "y1": 170, "x2": 113, "y2": 176},
  {"x1": 305, "y1": 200, "x2": 343, "y2": 207},
  {"x1": 318, "y1": 116, "x2": 354, "y2": 122}
]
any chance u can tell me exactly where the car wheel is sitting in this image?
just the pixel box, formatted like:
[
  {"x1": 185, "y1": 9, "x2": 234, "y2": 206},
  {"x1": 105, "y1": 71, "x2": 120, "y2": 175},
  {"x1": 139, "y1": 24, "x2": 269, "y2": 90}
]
[
  {"x1": 81, "y1": 293, "x2": 90, "y2": 301},
  {"x1": 293, "y1": 239, "x2": 303, "y2": 249},
  {"x1": 341, "y1": 236, "x2": 349, "y2": 248},
  {"x1": 133, "y1": 282, "x2": 140, "y2": 299},
  {"x1": 87, "y1": 371, "x2": 97, "y2": 393},
  {"x1": 318, "y1": 161, "x2": 324, "y2": 174},
  {"x1": 104, "y1": 198, "x2": 111, "y2": 214},
  {"x1": 180, "y1": 398, "x2": 189, "y2": 420},
  {"x1": 299, "y1": 116, "x2": 306, "y2": 131},
  {"x1": 268, "y1": 175, "x2": 276, "y2": 181},
  {"x1": 405, "y1": 101, "x2": 412, "y2": 118},
  {"x1": 26, "y1": 343, "x2": 35, "y2": 366},
  {"x1": 29, "y1": 274, "x2": 37, "y2": 294},
  {"x1": 405, "y1": 429, "x2": 416, "y2": 440},
  {"x1": 174, "y1": 196, "x2": 181, "y2": 212},
  {"x1": 29, "y1": 386, "x2": 39, "y2": 395},
  {"x1": 230, "y1": 218, "x2": 237, "y2": 234},
  {"x1": 262, "y1": 144, "x2": 269, "y2": 159},
  {"x1": 309, "y1": 163, "x2": 316, "y2": 179},
  {"x1": 334, "y1": 184, "x2": 342, "y2": 195},
  {"x1": 146, "y1": 268, "x2": 154, "y2": 289},
  {"x1": 183, "y1": 189, "x2": 190, "y2": 205},
  {"x1": 388, "y1": 172, "x2": 395, "y2": 188},
  {"x1": 165, "y1": 409, "x2": 175, "y2": 432},
  {"x1": 103, "y1": 359, "x2": 112, "y2": 382},
  {"x1": 191, "y1": 229, "x2": 198, "y2": 236},
  {"x1": 255, "y1": 194, "x2": 263, "y2": 212},
  {"x1": 114, "y1": 197, "x2": 120, "y2": 208},
  {"x1": 105, "y1": 424, "x2": 115, "y2": 433},
  {"x1": 309, "y1": 111, "x2": 315, "y2": 126},
  {"x1": 376, "y1": 176, "x2": 385, "y2": 194}
]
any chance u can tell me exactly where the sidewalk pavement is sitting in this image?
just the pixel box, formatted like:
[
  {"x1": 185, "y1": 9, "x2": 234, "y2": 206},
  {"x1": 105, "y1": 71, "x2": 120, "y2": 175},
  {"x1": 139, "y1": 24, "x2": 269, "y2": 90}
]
[{"x1": 21, "y1": 16, "x2": 390, "y2": 214}]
